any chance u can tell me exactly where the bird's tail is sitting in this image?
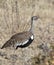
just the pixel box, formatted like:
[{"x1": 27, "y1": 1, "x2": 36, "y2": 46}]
[
  {"x1": 1, "y1": 46, "x2": 4, "y2": 49},
  {"x1": 1, "y1": 43, "x2": 6, "y2": 49},
  {"x1": 1, "y1": 40, "x2": 10, "y2": 49}
]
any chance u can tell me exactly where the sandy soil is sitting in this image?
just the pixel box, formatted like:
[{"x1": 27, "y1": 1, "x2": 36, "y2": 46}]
[{"x1": 0, "y1": 0, "x2": 54, "y2": 65}]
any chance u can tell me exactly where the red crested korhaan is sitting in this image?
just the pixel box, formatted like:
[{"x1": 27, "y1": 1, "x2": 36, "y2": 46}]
[{"x1": 1, "y1": 16, "x2": 39, "y2": 49}]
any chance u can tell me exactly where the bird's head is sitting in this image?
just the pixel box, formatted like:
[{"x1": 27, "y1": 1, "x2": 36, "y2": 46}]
[{"x1": 31, "y1": 16, "x2": 39, "y2": 21}]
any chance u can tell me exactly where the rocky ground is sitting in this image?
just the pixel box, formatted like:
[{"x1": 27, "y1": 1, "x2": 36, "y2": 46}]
[{"x1": 0, "y1": 0, "x2": 54, "y2": 65}]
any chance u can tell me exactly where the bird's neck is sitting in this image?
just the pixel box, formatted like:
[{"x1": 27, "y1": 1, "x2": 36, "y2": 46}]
[{"x1": 29, "y1": 20, "x2": 35, "y2": 35}]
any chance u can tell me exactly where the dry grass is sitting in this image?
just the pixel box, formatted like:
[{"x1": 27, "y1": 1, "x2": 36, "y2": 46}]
[{"x1": 0, "y1": 0, "x2": 54, "y2": 65}]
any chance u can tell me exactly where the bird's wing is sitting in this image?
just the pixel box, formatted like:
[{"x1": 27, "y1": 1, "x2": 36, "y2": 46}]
[
  {"x1": 11, "y1": 31, "x2": 32, "y2": 43},
  {"x1": 14, "y1": 39, "x2": 29, "y2": 48}
]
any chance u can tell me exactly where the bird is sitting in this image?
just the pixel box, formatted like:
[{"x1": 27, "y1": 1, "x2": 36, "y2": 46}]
[{"x1": 1, "y1": 16, "x2": 39, "y2": 49}]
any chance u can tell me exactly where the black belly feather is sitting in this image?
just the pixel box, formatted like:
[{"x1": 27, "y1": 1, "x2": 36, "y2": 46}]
[{"x1": 16, "y1": 38, "x2": 34, "y2": 49}]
